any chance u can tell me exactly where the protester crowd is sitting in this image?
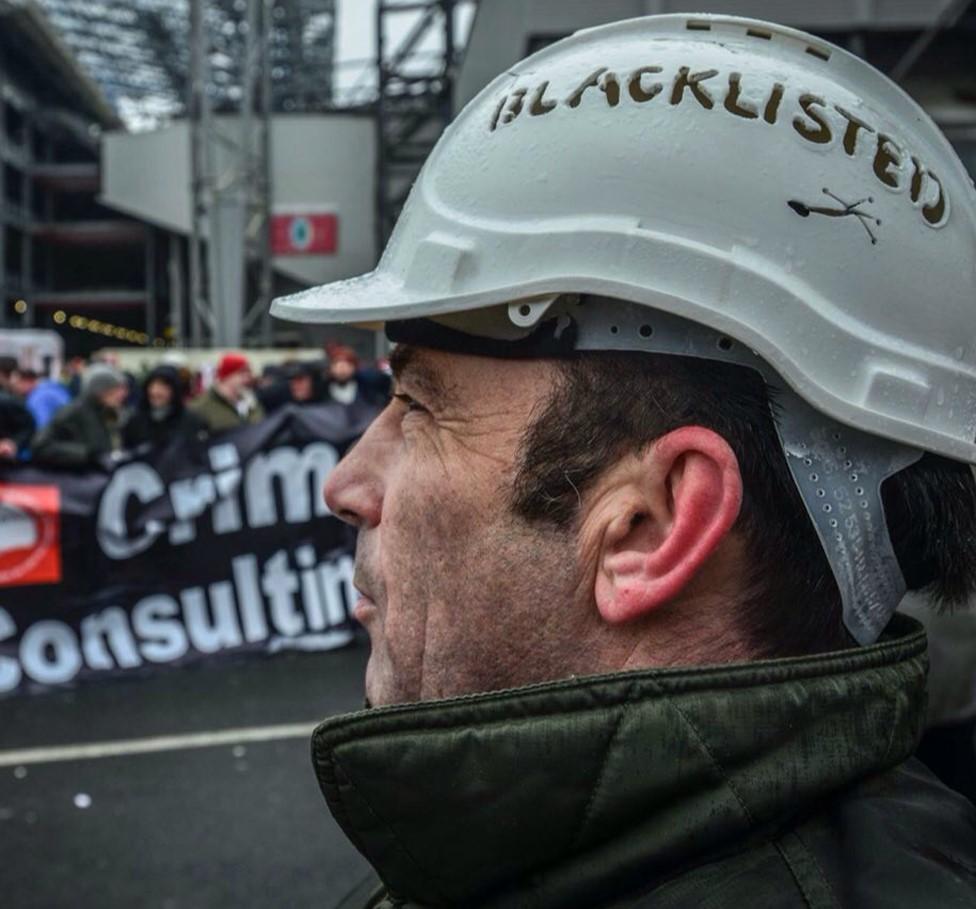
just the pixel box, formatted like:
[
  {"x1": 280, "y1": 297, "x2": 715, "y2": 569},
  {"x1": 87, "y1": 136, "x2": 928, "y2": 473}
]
[{"x1": 0, "y1": 344, "x2": 389, "y2": 469}]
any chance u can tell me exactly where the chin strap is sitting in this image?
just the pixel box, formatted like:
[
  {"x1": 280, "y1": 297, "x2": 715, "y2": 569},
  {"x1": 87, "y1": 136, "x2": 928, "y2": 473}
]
[
  {"x1": 387, "y1": 297, "x2": 923, "y2": 644},
  {"x1": 769, "y1": 387, "x2": 921, "y2": 643}
]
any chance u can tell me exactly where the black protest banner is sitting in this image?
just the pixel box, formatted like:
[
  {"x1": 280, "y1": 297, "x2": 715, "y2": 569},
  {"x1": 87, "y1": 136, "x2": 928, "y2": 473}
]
[{"x1": 0, "y1": 405, "x2": 369, "y2": 696}]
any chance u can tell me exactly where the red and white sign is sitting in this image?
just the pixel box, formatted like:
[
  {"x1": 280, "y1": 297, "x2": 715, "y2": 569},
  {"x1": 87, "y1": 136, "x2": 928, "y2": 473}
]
[
  {"x1": 0, "y1": 483, "x2": 61, "y2": 586},
  {"x1": 271, "y1": 211, "x2": 338, "y2": 256}
]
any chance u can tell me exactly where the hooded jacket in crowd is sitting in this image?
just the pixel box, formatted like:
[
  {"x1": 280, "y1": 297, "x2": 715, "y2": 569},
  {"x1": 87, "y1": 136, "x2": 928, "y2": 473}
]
[{"x1": 122, "y1": 366, "x2": 206, "y2": 452}]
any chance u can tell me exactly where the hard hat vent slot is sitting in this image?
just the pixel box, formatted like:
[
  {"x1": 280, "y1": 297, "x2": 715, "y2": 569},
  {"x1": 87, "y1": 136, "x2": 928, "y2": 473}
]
[
  {"x1": 746, "y1": 28, "x2": 772, "y2": 40},
  {"x1": 717, "y1": 336, "x2": 734, "y2": 351},
  {"x1": 685, "y1": 20, "x2": 712, "y2": 31},
  {"x1": 639, "y1": 324, "x2": 654, "y2": 338},
  {"x1": 806, "y1": 45, "x2": 832, "y2": 62}
]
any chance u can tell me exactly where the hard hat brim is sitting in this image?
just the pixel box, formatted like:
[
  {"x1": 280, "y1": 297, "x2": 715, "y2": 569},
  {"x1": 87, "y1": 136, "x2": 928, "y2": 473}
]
[{"x1": 271, "y1": 268, "x2": 572, "y2": 328}]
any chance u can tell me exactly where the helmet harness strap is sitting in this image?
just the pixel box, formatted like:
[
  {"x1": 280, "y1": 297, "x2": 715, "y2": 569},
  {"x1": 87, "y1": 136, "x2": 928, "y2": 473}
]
[{"x1": 568, "y1": 297, "x2": 923, "y2": 645}]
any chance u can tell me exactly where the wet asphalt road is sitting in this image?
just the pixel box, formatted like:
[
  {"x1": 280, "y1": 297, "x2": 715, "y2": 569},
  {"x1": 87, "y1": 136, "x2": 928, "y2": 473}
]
[{"x1": 0, "y1": 642, "x2": 373, "y2": 908}]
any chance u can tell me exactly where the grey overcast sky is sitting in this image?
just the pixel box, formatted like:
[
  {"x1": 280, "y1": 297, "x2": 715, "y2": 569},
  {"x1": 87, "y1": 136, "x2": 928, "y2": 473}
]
[{"x1": 336, "y1": 0, "x2": 376, "y2": 67}]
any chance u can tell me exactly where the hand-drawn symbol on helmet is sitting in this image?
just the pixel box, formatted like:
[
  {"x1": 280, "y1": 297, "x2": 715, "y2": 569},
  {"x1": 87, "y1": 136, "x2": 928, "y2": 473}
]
[{"x1": 788, "y1": 188, "x2": 882, "y2": 245}]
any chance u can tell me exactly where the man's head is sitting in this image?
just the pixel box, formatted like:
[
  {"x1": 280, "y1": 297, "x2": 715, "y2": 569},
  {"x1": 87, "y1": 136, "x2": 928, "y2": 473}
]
[
  {"x1": 66, "y1": 356, "x2": 86, "y2": 377},
  {"x1": 11, "y1": 368, "x2": 38, "y2": 398},
  {"x1": 327, "y1": 341, "x2": 976, "y2": 707},
  {"x1": 287, "y1": 363, "x2": 317, "y2": 402},
  {"x1": 328, "y1": 346, "x2": 358, "y2": 385},
  {"x1": 84, "y1": 364, "x2": 128, "y2": 412},
  {"x1": 282, "y1": 14, "x2": 976, "y2": 704},
  {"x1": 146, "y1": 377, "x2": 175, "y2": 410},
  {"x1": 214, "y1": 353, "x2": 253, "y2": 401},
  {"x1": 0, "y1": 356, "x2": 18, "y2": 392}
]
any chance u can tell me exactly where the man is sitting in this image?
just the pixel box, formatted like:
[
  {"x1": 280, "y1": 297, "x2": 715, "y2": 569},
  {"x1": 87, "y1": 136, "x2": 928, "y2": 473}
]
[
  {"x1": 0, "y1": 356, "x2": 18, "y2": 391},
  {"x1": 122, "y1": 365, "x2": 206, "y2": 451},
  {"x1": 285, "y1": 361, "x2": 323, "y2": 407},
  {"x1": 19, "y1": 367, "x2": 71, "y2": 431},
  {"x1": 0, "y1": 363, "x2": 35, "y2": 461},
  {"x1": 272, "y1": 15, "x2": 976, "y2": 908},
  {"x1": 254, "y1": 363, "x2": 291, "y2": 412},
  {"x1": 32, "y1": 364, "x2": 128, "y2": 467},
  {"x1": 190, "y1": 352, "x2": 264, "y2": 434},
  {"x1": 63, "y1": 355, "x2": 87, "y2": 399},
  {"x1": 324, "y1": 345, "x2": 363, "y2": 406}
]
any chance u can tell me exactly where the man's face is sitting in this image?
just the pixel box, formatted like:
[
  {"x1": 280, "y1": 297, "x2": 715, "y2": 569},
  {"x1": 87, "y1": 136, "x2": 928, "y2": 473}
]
[
  {"x1": 290, "y1": 374, "x2": 314, "y2": 402},
  {"x1": 222, "y1": 368, "x2": 252, "y2": 397},
  {"x1": 146, "y1": 379, "x2": 173, "y2": 409},
  {"x1": 99, "y1": 384, "x2": 128, "y2": 411},
  {"x1": 325, "y1": 347, "x2": 600, "y2": 706},
  {"x1": 329, "y1": 359, "x2": 356, "y2": 384},
  {"x1": 12, "y1": 372, "x2": 37, "y2": 397}
]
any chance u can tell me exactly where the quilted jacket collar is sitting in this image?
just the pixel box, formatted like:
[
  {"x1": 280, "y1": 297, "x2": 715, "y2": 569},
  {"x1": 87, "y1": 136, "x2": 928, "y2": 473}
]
[{"x1": 313, "y1": 615, "x2": 927, "y2": 908}]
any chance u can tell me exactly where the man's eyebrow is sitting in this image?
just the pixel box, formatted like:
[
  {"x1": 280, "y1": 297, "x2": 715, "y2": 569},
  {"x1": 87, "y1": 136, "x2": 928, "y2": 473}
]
[{"x1": 389, "y1": 344, "x2": 453, "y2": 407}]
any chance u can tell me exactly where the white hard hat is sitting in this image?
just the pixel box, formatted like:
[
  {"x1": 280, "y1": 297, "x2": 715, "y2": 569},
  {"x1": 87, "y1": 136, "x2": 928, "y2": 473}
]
[
  {"x1": 272, "y1": 14, "x2": 976, "y2": 644},
  {"x1": 274, "y1": 12, "x2": 976, "y2": 465}
]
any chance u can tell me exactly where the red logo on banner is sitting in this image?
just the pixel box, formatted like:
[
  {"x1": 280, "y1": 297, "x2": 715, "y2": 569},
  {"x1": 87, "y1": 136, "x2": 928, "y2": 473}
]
[
  {"x1": 0, "y1": 484, "x2": 61, "y2": 586},
  {"x1": 271, "y1": 212, "x2": 338, "y2": 255}
]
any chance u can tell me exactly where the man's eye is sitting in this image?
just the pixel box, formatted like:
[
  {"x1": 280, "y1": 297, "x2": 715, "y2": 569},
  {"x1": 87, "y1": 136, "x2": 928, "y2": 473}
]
[{"x1": 393, "y1": 392, "x2": 427, "y2": 414}]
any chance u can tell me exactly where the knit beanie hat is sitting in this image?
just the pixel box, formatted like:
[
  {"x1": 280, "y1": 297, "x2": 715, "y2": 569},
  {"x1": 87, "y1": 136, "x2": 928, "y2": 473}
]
[
  {"x1": 216, "y1": 352, "x2": 251, "y2": 381},
  {"x1": 329, "y1": 345, "x2": 359, "y2": 368},
  {"x1": 84, "y1": 363, "x2": 126, "y2": 399}
]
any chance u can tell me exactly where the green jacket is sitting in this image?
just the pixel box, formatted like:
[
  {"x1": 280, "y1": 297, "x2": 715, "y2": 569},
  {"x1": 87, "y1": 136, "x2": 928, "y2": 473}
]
[
  {"x1": 31, "y1": 397, "x2": 122, "y2": 467},
  {"x1": 189, "y1": 387, "x2": 264, "y2": 434},
  {"x1": 313, "y1": 615, "x2": 976, "y2": 908}
]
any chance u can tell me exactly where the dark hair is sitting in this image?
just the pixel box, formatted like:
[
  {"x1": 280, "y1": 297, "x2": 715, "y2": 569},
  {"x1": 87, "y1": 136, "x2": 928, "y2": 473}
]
[{"x1": 511, "y1": 352, "x2": 976, "y2": 658}]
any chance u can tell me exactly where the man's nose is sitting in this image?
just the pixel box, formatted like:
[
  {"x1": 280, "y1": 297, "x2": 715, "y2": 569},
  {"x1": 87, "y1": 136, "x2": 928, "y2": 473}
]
[{"x1": 324, "y1": 420, "x2": 389, "y2": 529}]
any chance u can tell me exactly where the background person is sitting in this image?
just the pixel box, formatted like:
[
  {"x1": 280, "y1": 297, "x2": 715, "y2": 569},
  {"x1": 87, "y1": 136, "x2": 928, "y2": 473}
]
[
  {"x1": 123, "y1": 365, "x2": 206, "y2": 452},
  {"x1": 63, "y1": 355, "x2": 87, "y2": 399},
  {"x1": 323, "y1": 345, "x2": 390, "y2": 426},
  {"x1": 0, "y1": 364, "x2": 35, "y2": 461},
  {"x1": 324, "y1": 345, "x2": 362, "y2": 406},
  {"x1": 284, "y1": 361, "x2": 323, "y2": 407},
  {"x1": 32, "y1": 364, "x2": 129, "y2": 468},
  {"x1": 190, "y1": 352, "x2": 264, "y2": 434},
  {"x1": 0, "y1": 356, "x2": 19, "y2": 393},
  {"x1": 9, "y1": 367, "x2": 38, "y2": 400},
  {"x1": 23, "y1": 368, "x2": 71, "y2": 431}
]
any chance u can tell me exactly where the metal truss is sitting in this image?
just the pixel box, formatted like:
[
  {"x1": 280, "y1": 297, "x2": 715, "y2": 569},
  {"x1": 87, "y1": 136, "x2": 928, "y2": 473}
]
[
  {"x1": 376, "y1": 0, "x2": 476, "y2": 248},
  {"x1": 186, "y1": 0, "x2": 275, "y2": 348},
  {"x1": 38, "y1": 0, "x2": 335, "y2": 129}
]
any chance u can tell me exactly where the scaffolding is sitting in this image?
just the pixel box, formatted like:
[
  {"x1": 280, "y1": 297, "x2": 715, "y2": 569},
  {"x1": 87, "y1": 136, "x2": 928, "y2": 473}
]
[
  {"x1": 37, "y1": 0, "x2": 336, "y2": 129},
  {"x1": 184, "y1": 0, "x2": 280, "y2": 348},
  {"x1": 376, "y1": 0, "x2": 474, "y2": 248}
]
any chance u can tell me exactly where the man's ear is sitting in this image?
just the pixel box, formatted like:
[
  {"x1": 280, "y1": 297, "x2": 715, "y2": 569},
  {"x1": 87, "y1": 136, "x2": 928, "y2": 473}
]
[{"x1": 594, "y1": 426, "x2": 743, "y2": 625}]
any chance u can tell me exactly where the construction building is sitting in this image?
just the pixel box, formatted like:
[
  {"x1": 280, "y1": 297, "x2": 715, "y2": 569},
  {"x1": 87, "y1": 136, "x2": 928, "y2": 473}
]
[
  {"x1": 0, "y1": 0, "x2": 348, "y2": 355},
  {"x1": 3, "y1": 0, "x2": 973, "y2": 354},
  {"x1": 0, "y1": 0, "x2": 166, "y2": 353}
]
